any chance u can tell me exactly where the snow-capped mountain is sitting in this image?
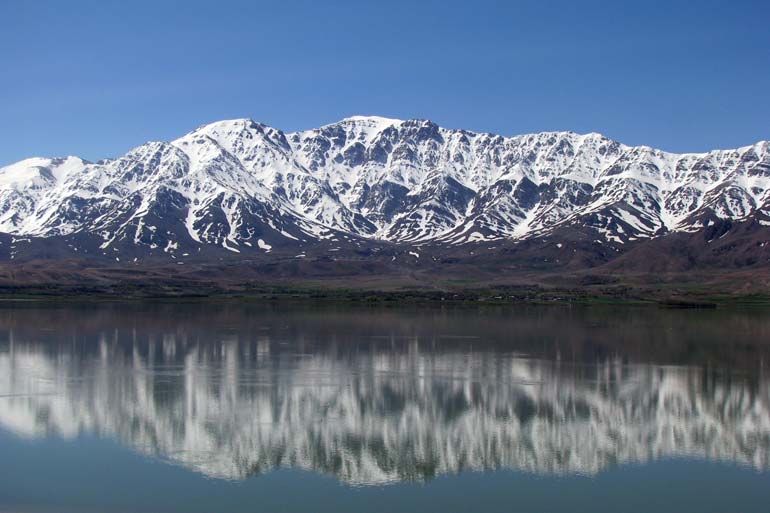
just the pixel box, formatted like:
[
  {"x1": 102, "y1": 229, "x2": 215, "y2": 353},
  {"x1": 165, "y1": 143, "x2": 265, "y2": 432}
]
[{"x1": 1, "y1": 116, "x2": 769, "y2": 259}]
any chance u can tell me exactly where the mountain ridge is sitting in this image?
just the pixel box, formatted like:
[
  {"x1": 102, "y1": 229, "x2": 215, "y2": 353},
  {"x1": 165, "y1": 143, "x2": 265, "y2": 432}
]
[{"x1": 1, "y1": 116, "x2": 769, "y2": 273}]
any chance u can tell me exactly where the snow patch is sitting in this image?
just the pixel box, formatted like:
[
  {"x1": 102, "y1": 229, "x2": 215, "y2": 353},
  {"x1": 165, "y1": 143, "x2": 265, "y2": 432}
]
[{"x1": 257, "y1": 239, "x2": 272, "y2": 252}]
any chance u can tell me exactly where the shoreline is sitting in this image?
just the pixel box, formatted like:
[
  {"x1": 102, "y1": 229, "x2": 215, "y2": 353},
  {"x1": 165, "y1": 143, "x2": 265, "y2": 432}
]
[{"x1": 0, "y1": 288, "x2": 767, "y2": 308}]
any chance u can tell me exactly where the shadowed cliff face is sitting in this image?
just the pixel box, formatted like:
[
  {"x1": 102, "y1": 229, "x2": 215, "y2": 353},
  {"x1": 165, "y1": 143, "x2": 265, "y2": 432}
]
[{"x1": 0, "y1": 303, "x2": 769, "y2": 485}]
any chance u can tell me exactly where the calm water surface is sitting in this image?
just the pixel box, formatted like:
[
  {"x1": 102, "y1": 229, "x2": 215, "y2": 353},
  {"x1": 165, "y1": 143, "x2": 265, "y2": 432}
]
[{"x1": 0, "y1": 302, "x2": 769, "y2": 513}]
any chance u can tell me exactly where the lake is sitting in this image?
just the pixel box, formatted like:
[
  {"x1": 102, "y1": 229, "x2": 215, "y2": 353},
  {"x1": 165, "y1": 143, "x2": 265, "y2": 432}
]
[{"x1": 0, "y1": 302, "x2": 769, "y2": 513}]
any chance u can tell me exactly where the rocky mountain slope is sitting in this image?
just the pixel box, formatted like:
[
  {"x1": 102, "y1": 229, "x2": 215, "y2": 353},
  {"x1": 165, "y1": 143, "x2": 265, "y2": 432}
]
[{"x1": 1, "y1": 116, "x2": 769, "y2": 264}]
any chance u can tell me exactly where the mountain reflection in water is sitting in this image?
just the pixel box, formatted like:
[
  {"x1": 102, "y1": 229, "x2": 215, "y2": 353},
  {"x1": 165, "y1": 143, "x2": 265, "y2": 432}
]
[{"x1": 0, "y1": 303, "x2": 768, "y2": 485}]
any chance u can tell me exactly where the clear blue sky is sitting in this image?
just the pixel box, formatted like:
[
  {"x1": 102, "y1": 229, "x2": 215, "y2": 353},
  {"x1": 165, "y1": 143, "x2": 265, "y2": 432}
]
[{"x1": 1, "y1": 0, "x2": 768, "y2": 165}]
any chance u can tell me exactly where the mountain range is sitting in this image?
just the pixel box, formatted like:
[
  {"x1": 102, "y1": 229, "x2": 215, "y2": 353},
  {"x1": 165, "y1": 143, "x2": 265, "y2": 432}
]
[{"x1": 1, "y1": 116, "x2": 769, "y2": 295}]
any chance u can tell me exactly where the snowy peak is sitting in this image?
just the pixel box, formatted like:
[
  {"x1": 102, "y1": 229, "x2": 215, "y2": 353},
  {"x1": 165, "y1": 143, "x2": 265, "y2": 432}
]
[
  {"x1": 1, "y1": 117, "x2": 769, "y2": 257},
  {"x1": 330, "y1": 115, "x2": 404, "y2": 133}
]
